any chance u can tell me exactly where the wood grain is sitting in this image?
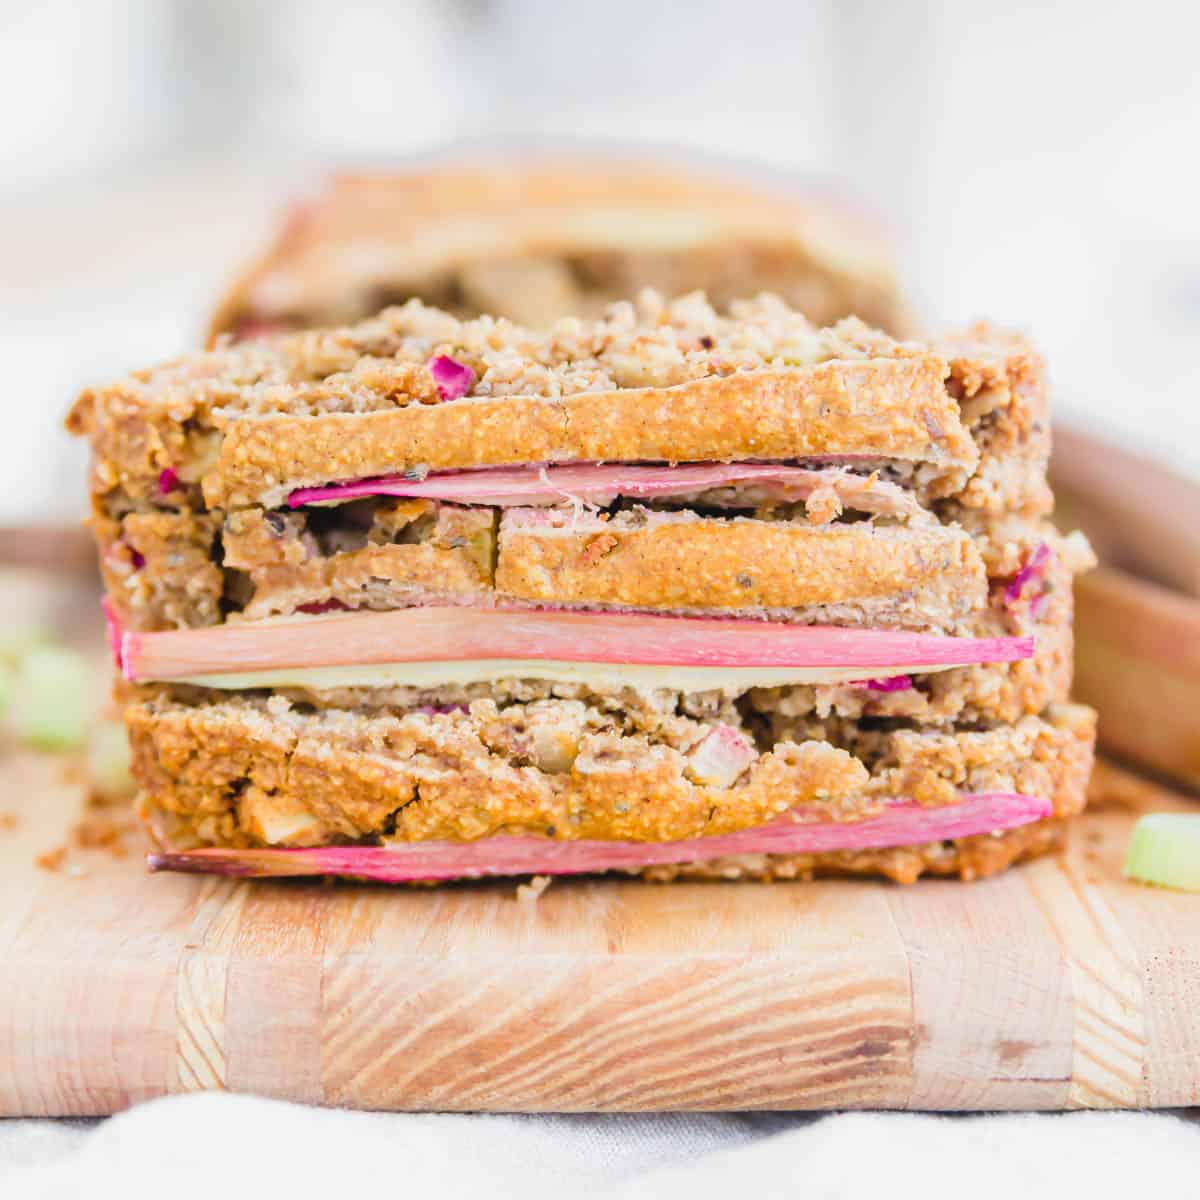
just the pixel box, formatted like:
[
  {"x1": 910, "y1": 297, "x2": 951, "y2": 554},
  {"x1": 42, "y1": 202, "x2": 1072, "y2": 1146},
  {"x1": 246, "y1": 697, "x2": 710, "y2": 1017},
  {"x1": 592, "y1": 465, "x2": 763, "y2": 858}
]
[{"x1": 887, "y1": 871, "x2": 1074, "y2": 1110}]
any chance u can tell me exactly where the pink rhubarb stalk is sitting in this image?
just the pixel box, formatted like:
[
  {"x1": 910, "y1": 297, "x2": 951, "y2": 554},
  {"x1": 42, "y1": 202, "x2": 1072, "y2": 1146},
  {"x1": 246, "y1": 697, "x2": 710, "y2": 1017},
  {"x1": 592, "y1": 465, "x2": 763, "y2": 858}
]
[
  {"x1": 288, "y1": 462, "x2": 923, "y2": 513},
  {"x1": 148, "y1": 792, "x2": 1052, "y2": 882},
  {"x1": 101, "y1": 598, "x2": 125, "y2": 671},
  {"x1": 119, "y1": 606, "x2": 1034, "y2": 683}
]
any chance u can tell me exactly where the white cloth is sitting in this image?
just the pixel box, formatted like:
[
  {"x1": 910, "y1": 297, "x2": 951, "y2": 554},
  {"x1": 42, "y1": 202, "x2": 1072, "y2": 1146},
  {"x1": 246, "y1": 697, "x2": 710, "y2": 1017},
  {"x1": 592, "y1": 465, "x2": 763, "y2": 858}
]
[{"x1": 2, "y1": 1097, "x2": 1197, "y2": 1199}]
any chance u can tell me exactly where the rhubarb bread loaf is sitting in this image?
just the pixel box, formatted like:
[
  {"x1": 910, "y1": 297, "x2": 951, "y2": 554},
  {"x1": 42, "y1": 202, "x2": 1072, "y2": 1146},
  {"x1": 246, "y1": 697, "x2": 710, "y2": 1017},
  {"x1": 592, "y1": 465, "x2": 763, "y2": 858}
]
[
  {"x1": 69, "y1": 290, "x2": 1095, "y2": 884},
  {"x1": 207, "y1": 160, "x2": 910, "y2": 341}
]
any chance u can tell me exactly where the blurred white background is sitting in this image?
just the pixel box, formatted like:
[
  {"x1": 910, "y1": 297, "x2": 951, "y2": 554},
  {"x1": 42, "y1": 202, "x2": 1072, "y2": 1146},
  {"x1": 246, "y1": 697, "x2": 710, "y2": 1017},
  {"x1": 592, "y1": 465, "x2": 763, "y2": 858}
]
[{"x1": 1, "y1": 0, "x2": 1198, "y2": 521}]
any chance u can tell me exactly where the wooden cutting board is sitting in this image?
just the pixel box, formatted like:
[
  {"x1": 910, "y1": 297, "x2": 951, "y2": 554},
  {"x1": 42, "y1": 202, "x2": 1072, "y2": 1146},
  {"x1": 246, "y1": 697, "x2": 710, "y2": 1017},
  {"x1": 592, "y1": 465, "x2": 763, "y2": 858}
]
[
  {"x1": 2, "y1": 751, "x2": 1198, "y2": 1115},
  {"x1": 0, "y1": 568, "x2": 1198, "y2": 1116}
]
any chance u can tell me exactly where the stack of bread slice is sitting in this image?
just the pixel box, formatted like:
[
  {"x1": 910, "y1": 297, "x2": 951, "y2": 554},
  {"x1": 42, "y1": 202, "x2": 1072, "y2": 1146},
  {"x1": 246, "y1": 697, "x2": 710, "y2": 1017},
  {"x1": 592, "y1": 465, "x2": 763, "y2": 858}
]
[{"x1": 68, "y1": 290, "x2": 1095, "y2": 884}]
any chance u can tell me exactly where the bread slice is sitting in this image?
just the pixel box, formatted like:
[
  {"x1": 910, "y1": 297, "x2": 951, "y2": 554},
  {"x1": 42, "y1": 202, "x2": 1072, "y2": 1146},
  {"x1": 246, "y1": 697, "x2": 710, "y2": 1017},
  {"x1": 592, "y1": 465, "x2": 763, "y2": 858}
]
[
  {"x1": 69, "y1": 293, "x2": 1056, "y2": 524},
  {"x1": 90, "y1": 493, "x2": 1009, "y2": 634},
  {"x1": 127, "y1": 688, "x2": 1093, "y2": 852},
  {"x1": 495, "y1": 507, "x2": 985, "y2": 630},
  {"x1": 206, "y1": 160, "x2": 909, "y2": 340},
  {"x1": 71, "y1": 295, "x2": 976, "y2": 511}
]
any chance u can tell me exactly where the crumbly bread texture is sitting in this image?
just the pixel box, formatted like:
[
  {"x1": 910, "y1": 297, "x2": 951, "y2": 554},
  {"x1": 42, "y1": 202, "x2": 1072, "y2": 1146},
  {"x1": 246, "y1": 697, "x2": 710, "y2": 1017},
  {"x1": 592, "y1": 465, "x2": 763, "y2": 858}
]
[
  {"x1": 93, "y1": 507, "x2": 224, "y2": 630},
  {"x1": 128, "y1": 687, "x2": 1093, "y2": 854},
  {"x1": 68, "y1": 293, "x2": 1053, "y2": 512},
  {"x1": 936, "y1": 323, "x2": 1051, "y2": 520},
  {"x1": 206, "y1": 162, "x2": 908, "y2": 340}
]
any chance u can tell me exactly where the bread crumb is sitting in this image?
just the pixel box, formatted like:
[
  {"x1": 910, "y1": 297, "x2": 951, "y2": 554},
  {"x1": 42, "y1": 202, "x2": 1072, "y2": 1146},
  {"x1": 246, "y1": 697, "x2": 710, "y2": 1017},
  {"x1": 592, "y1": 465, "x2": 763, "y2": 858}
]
[
  {"x1": 805, "y1": 482, "x2": 843, "y2": 525},
  {"x1": 35, "y1": 846, "x2": 68, "y2": 872},
  {"x1": 58, "y1": 759, "x2": 87, "y2": 786},
  {"x1": 71, "y1": 810, "x2": 137, "y2": 857},
  {"x1": 580, "y1": 532, "x2": 618, "y2": 566},
  {"x1": 517, "y1": 874, "x2": 552, "y2": 904}
]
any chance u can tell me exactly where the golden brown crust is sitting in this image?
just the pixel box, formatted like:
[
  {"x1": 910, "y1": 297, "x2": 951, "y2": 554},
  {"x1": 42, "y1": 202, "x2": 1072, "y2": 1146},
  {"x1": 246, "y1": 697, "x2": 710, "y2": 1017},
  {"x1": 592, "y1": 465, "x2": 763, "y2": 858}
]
[
  {"x1": 98, "y1": 500, "x2": 973, "y2": 630},
  {"x1": 496, "y1": 511, "x2": 985, "y2": 630},
  {"x1": 93, "y1": 498, "x2": 1021, "y2": 636},
  {"x1": 206, "y1": 162, "x2": 906, "y2": 340},
  {"x1": 127, "y1": 693, "x2": 1094, "y2": 853},
  {"x1": 205, "y1": 356, "x2": 972, "y2": 510},
  {"x1": 67, "y1": 390, "x2": 217, "y2": 511}
]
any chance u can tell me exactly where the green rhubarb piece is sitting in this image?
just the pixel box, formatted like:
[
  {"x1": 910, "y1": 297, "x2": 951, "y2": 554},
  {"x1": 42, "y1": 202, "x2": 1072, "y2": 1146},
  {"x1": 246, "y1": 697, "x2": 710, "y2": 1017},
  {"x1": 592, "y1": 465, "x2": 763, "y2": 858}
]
[
  {"x1": 1124, "y1": 813, "x2": 1200, "y2": 892},
  {"x1": 87, "y1": 718, "x2": 134, "y2": 799},
  {"x1": 18, "y1": 646, "x2": 91, "y2": 751}
]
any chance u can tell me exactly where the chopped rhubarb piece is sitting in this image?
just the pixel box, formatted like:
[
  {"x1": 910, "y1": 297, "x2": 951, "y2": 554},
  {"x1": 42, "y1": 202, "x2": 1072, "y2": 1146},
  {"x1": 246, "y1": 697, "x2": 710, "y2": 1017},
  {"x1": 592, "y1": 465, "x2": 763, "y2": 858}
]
[
  {"x1": 427, "y1": 354, "x2": 476, "y2": 402},
  {"x1": 295, "y1": 599, "x2": 350, "y2": 615},
  {"x1": 119, "y1": 606, "x2": 1035, "y2": 683},
  {"x1": 289, "y1": 461, "x2": 925, "y2": 513},
  {"x1": 853, "y1": 675, "x2": 914, "y2": 692},
  {"x1": 685, "y1": 724, "x2": 757, "y2": 787},
  {"x1": 148, "y1": 792, "x2": 1052, "y2": 882},
  {"x1": 1004, "y1": 542, "x2": 1052, "y2": 606}
]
